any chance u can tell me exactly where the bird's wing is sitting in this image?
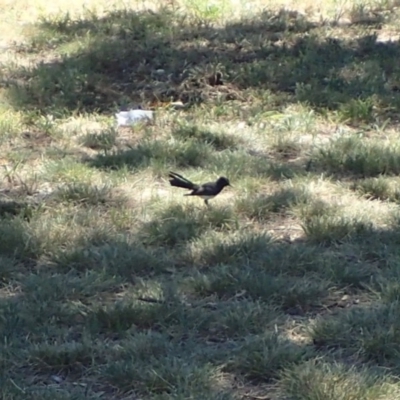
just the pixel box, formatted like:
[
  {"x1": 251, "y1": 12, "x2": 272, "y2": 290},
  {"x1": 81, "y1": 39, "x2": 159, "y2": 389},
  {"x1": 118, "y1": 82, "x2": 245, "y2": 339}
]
[{"x1": 191, "y1": 182, "x2": 215, "y2": 195}]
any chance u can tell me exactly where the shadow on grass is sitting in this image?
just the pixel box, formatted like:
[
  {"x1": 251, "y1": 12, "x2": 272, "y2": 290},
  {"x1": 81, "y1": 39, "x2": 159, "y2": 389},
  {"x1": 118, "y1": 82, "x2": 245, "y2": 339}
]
[
  {"x1": 3, "y1": 196, "x2": 400, "y2": 396},
  {"x1": 235, "y1": 186, "x2": 311, "y2": 221},
  {"x1": 0, "y1": 199, "x2": 35, "y2": 220},
  {"x1": 85, "y1": 138, "x2": 214, "y2": 171},
  {"x1": 3, "y1": 7, "x2": 400, "y2": 124},
  {"x1": 84, "y1": 139, "x2": 309, "y2": 181},
  {"x1": 139, "y1": 203, "x2": 236, "y2": 247}
]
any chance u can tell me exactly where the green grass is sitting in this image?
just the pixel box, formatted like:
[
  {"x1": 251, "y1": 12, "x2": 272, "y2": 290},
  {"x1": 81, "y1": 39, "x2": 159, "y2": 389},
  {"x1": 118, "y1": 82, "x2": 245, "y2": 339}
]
[
  {"x1": 2, "y1": 0, "x2": 400, "y2": 398},
  {"x1": 80, "y1": 128, "x2": 117, "y2": 150},
  {"x1": 280, "y1": 360, "x2": 400, "y2": 400},
  {"x1": 310, "y1": 302, "x2": 400, "y2": 370},
  {"x1": 312, "y1": 135, "x2": 400, "y2": 177}
]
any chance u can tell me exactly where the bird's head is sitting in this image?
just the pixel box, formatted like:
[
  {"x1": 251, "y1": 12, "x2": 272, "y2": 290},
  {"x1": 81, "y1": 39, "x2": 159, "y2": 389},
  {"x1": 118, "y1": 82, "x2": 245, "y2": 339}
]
[{"x1": 217, "y1": 177, "x2": 231, "y2": 188}]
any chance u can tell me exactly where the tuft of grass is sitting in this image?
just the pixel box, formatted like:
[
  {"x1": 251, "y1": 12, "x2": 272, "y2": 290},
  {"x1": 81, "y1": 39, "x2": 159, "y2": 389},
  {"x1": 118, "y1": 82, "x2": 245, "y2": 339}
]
[
  {"x1": 197, "y1": 301, "x2": 282, "y2": 339},
  {"x1": 171, "y1": 123, "x2": 239, "y2": 151},
  {"x1": 185, "y1": 0, "x2": 232, "y2": 22},
  {"x1": 280, "y1": 360, "x2": 400, "y2": 400},
  {"x1": 141, "y1": 205, "x2": 207, "y2": 246},
  {"x1": 88, "y1": 300, "x2": 169, "y2": 334},
  {"x1": 80, "y1": 128, "x2": 117, "y2": 150},
  {"x1": 374, "y1": 269, "x2": 400, "y2": 303},
  {"x1": 28, "y1": 340, "x2": 96, "y2": 373},
  {"x1": 269, "y1": 133, "x2": 305, "y2": 159},
  {"x1": 0, "y1": 255, "x2": 17, "y2": 284},
  {"x1": 0, "y1": 199, "x2": 35, "y2": 220},
  {"x1": 326, "y1": 257, "x2": 379, "y2": 287},
  {"x1": 187, "y1": 230, "x2": 273, "y2": 266},
  {"x1": 103, "y1": 355, "x2": 221, "y2": 395},
  {"x1": 310, "y1": 303, "x2": 400, "y2": 369},
  {"x1": 0, "y1": 111, "x2": 24, "y2": 140},
  {"x1": 296, "y1": 198, "x2": 338, "y2": 220},
  {"x1": 235, "y1": 186, "x2": 311, "y2": 220},
  {"x1": 187, "y1": 265, "x2": 331, "y2": 312},
  {"x1": 0, "y1": 218, "x2": 39, "y2": 260},
  {"x1": 302, "y1": 214, "x2": 373, "y2": 244},
  {"x1": 338, "y1": 97, "x2": 376, "y2": 124},
  {"x1": 44, "y1": 158, "x2": 96, "y2": 183},
  {"x1": 55, "y1": 182, "x2": 114, "y2": 206},
  {"x1": 88, "y1": 139, "x2": 213, "y2": 171},
  {"x1": 351, "y1": 176, "x2": 400, "y2": 202},
  {"x1": 208, "y1": 151, "x2": 302, "y2": 181},
  {"x1": 141, "y1": 204, "x2": 236, "y2": 247},
  {"x1": 53, "y1": 240, "x2": 170, "y2": 277},
  {"x1": 22, "y1": 270, "x2": 121, "y2": 303},
  {"x1": 225, "y1": 332, "x2": 313, "y2": 382},
  {"x1": 313, "y1": 136, "x2": 400, "y2": 177}
]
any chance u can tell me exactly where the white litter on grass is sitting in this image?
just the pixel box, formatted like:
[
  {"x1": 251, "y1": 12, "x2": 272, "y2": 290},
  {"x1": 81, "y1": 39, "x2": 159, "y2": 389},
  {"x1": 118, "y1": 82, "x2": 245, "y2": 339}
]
[{"x1": 116, "y1": 110, "x2": 154, "y2": 127}]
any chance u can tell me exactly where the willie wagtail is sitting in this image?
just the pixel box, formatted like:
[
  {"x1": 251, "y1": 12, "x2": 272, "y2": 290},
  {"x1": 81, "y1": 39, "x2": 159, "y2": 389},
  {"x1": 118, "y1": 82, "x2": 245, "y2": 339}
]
[{"x1": 168, "y1": 171, "x2": 231, "y2": 206}]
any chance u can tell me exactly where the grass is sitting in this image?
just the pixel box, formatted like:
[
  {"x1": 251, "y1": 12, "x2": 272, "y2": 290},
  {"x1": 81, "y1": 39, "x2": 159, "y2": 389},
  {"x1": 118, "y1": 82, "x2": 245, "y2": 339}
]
[
  {"x1": 2, "y1": 0, "x2": 400, "y2": 398},
  {"x1": 279, "y1": 360, "x2": 400, "y2": 400}
]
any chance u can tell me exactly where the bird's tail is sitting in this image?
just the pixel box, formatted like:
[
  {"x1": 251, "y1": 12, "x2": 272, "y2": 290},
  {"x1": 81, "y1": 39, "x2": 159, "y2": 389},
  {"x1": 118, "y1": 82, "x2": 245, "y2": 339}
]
[{"x1": 168, "y1": 172, "x2": 195, "y2": 190}]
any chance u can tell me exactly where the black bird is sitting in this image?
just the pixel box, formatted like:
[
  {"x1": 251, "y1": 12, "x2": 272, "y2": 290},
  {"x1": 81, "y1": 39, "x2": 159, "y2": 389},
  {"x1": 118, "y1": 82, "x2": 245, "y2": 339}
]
[{"x1": 168, "y1": 171, "x2": 231, "y2": 206}]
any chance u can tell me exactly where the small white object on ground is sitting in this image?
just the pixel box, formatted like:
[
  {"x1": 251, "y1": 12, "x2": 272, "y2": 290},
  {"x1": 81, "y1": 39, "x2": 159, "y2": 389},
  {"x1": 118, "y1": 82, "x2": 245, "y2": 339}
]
[
  {"x1": 51, "y1": 375, "x2": 64, "y2": 384},
  {"x1": 170, "y1": 101, "x2": 185, "y2": 109},
  {"x1": 116, "y1": 110, "x2": 154, "y2": 127}
]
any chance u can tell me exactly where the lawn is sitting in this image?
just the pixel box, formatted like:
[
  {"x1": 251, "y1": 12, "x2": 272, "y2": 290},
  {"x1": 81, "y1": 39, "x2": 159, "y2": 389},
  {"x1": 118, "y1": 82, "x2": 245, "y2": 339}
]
[{"x1": 1, "y1": 0, "x2": 400, "y2": 398}]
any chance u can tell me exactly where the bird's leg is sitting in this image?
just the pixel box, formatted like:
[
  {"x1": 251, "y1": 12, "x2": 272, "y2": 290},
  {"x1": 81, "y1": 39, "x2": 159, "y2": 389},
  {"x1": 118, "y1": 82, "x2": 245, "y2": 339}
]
[{"x1": 204, "y1": 199, "x2": 210, "y2": 207}]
